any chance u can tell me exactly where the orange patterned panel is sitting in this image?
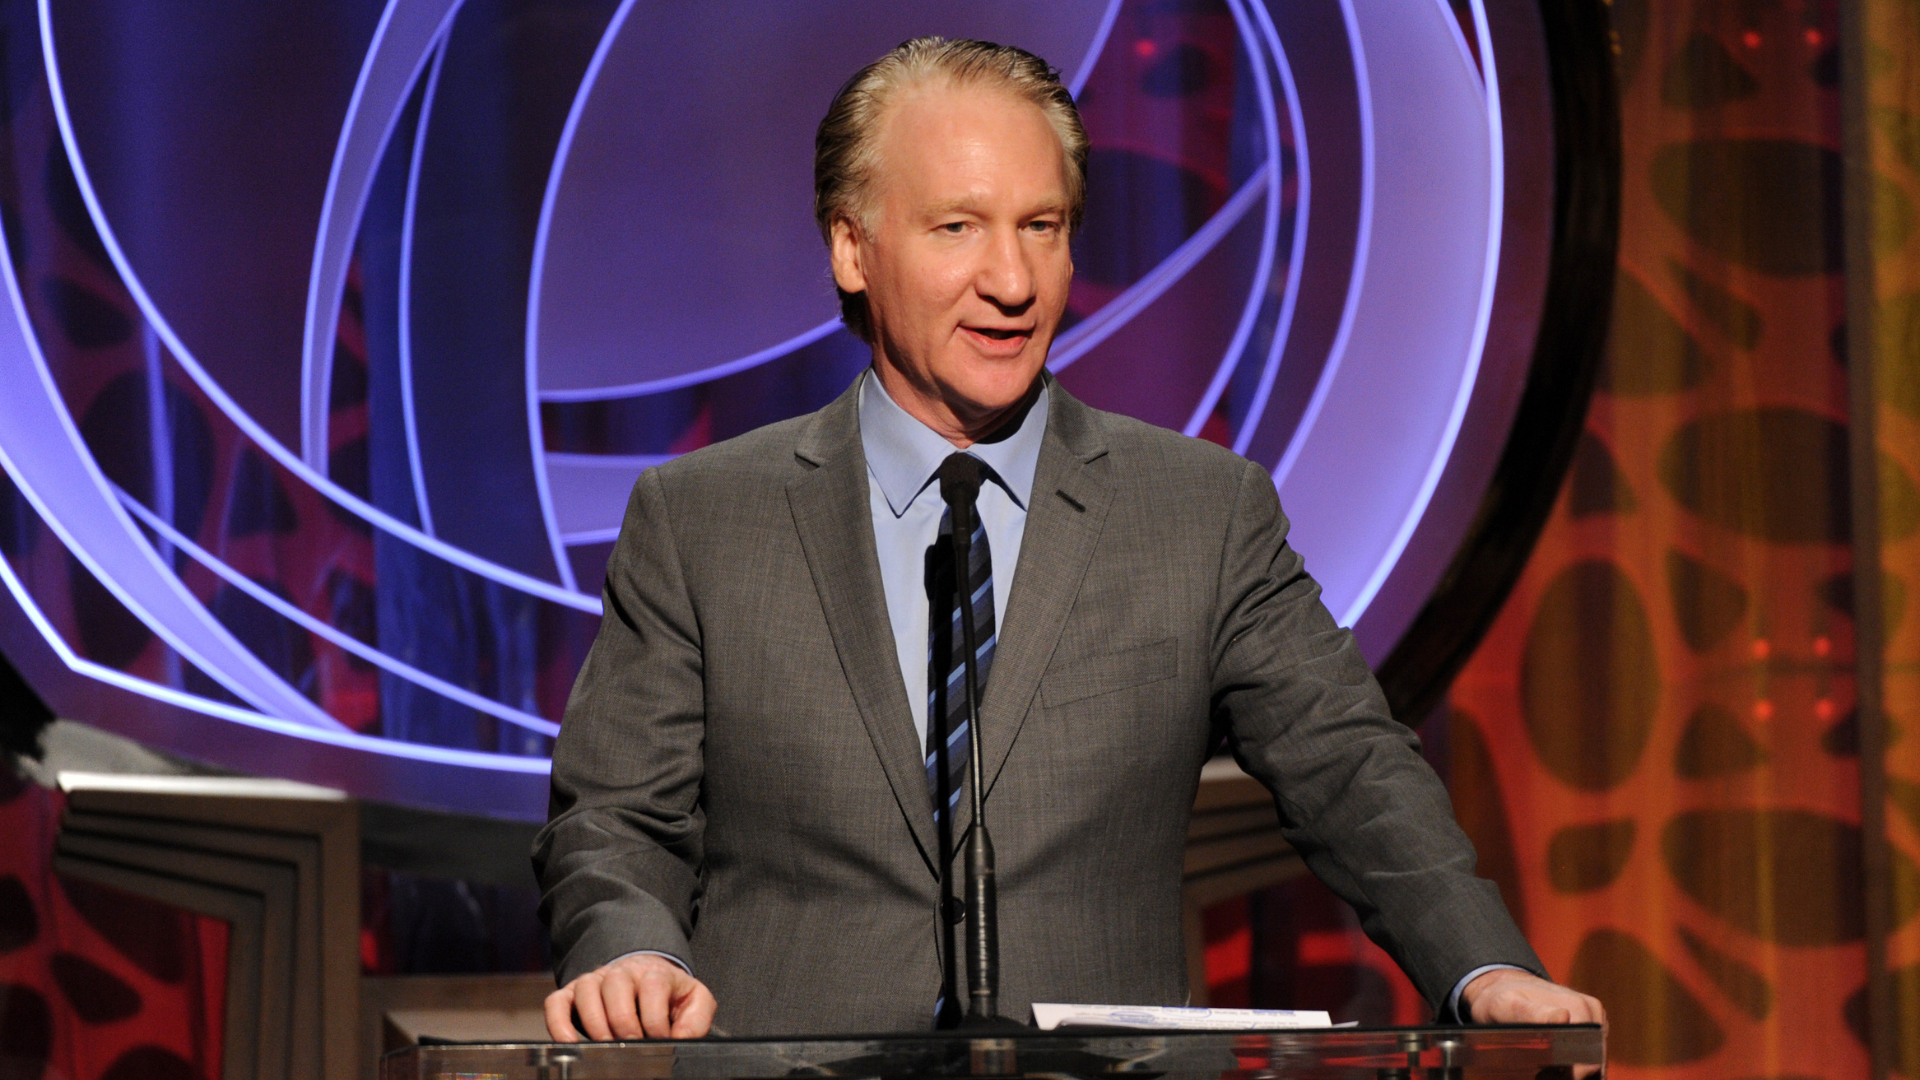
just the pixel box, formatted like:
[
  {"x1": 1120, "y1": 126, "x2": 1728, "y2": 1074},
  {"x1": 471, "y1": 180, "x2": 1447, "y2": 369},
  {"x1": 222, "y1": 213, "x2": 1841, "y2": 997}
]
[
  {"x1": 1447, "y1": 0, "x2": 1920, "y2": 1075},
  {"x1": 0, "y1": 773, "x2": 228, "y2": 1080},
  {"x1": 1868, "y1": 0, "x2": 1920, "y2": 1073}
]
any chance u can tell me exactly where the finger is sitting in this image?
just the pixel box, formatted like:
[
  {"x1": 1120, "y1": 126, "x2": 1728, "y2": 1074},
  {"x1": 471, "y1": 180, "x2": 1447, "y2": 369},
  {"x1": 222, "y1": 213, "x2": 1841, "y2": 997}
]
[
  {"x1": 602, "y1": 968, "x2": 645, "y2": 1040},
  {"x1": 545, "y1": 987, "x2": 581, "y2": 1043},
  {"x1": 1559, "y1": 997, "x2": 1597, "y2": 1024},
  {"x1": 573, "y1": 975, "x2": 614, "y2": 1041},
  {"x1": 638, "y1": 966, "x2": 676, "y2": 1038},
  {"x1": 670, "y1": 981, "x2": 718, "y2": 1039}
]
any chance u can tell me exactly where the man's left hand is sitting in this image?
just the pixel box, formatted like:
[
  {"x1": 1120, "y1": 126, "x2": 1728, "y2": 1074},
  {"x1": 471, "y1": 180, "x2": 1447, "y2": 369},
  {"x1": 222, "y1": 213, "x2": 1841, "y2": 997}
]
[{"x1": 1460, "y1": 967, "x2": 1603, "y2": 1025}]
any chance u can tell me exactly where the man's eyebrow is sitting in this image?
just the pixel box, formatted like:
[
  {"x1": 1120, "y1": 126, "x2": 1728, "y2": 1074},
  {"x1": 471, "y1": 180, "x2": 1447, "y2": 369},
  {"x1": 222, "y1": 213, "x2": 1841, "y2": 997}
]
[
  {"x1": 924, "y1": 198, "x2": 981, "y2": 218},
  {"x1": 922, "y1": 198, "x2": 1070, "y2": 218}
]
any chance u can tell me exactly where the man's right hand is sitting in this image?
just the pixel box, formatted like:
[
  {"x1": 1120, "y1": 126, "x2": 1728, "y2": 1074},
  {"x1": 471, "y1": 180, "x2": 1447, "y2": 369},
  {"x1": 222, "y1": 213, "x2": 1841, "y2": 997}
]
[{"x1": 544, "y1": 954, "x2": 718, "y2": 1041}]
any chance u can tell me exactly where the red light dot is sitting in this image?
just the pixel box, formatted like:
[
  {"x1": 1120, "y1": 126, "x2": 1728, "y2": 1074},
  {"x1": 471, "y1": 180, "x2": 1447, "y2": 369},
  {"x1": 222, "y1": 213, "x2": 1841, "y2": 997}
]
[
  {"x1": 1804, "y1": 28, "x2": 1823, "y2": 46},
  {"x1": 1742, "y1": 30, "x2": 1763, "y2": 48},
  {"x1": 1816, "y1": 698, "x2": 1836, "y2": 721},
  {"x1": 1813, "y1": 636, "x2": 1832, "y2": 657},
  {"x1": 1754, "y1": 700, "x2": 1775, "y2": 721},
  {"x1": 1134, "y1": 39, "x2": 1159, "y2": 59},
  {"x1": 1752, "y1": 638, "x2": 1771, "y2": 660}
]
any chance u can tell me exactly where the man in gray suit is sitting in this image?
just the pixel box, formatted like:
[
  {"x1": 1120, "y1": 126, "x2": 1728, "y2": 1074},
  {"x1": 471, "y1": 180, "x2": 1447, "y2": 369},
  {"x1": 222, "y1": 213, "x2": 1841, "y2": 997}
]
[{"x1": 535, "y1": 37, "x2": 1604, "y2": 1042}]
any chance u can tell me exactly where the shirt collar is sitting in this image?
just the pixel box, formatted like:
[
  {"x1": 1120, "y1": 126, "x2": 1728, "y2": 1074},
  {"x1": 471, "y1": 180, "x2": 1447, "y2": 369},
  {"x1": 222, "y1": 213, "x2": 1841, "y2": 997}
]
[{"x1": 858, "y1": 368, "x2": 1049, "y2": 519}]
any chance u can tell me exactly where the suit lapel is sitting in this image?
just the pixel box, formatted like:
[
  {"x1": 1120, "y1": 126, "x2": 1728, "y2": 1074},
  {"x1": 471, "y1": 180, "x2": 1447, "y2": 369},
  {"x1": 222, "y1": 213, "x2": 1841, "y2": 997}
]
[
  {"x1": 787, "y1": 384, "x2": 939, "y2": 875},
  {"x1": 970, "y1": 383, "x2": 1114, "y2": 816}
]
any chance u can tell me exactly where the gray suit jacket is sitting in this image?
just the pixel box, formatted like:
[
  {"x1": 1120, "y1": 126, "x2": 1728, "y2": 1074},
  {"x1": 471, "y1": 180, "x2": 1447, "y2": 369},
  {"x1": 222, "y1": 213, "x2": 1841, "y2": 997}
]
[{"x1": 533, "y1": 376, "x2": 1541, "y2": 1035}]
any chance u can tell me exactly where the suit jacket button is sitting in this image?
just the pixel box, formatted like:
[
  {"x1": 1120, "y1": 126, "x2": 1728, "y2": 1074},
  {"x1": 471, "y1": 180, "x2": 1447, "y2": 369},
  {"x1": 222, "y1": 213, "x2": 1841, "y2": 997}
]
[{"x1": 943, "y1": 896, "x2": 967, "y2": 925}]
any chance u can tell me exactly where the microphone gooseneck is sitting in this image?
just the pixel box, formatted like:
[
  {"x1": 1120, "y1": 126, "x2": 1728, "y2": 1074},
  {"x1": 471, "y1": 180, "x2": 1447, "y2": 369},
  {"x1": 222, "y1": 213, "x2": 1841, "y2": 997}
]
[{"x1": 937, "y1": 454, "x2": 999, "y2": 1025}]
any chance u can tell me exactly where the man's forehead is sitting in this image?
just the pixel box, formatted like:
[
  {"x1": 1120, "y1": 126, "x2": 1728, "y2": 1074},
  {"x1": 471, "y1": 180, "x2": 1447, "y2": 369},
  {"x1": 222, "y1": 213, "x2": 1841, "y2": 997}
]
[
  {"x1": 877, "y1": 83, "x2": 1056, "y2": 159},
  {"x1": 869, "y1": 84, "x2": 1067, "y2": 200}
]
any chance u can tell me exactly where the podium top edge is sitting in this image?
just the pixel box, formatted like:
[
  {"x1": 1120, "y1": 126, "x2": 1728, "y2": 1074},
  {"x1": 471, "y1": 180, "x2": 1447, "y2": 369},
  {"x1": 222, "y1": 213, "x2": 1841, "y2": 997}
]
[
  {"x1": 56, "y1": 771, "x2": 349, "y2": 801},
  {"x1": 383, "y1": 1022, "x2": 1605, "y2": 1051}
]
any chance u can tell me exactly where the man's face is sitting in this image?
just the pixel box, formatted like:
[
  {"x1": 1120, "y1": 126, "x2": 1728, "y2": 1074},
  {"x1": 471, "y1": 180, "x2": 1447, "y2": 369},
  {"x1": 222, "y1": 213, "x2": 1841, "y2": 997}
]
[{"x1": 831, "y1": 82, "x2": 1073, "y2": 436}]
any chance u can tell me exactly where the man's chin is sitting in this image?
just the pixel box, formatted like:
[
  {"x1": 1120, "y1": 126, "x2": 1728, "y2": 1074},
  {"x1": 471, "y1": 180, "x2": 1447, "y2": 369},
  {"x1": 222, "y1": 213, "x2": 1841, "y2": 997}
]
[{"x1": 939, "y1": 370, "x2": 1045, "y2": 432}]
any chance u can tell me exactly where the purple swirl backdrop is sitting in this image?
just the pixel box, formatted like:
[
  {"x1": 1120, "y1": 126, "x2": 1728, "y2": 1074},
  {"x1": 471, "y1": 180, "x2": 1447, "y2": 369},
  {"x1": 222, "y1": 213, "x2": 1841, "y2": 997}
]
[{"x1": 0, "y1": 0, "x2": 1555, "y2": 818}]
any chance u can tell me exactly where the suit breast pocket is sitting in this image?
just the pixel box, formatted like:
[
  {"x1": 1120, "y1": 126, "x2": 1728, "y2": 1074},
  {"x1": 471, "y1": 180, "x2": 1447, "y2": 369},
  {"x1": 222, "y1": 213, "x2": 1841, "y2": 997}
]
[{"x1": 1039, "y1": 638, "x2": 1178, "y2": 709}]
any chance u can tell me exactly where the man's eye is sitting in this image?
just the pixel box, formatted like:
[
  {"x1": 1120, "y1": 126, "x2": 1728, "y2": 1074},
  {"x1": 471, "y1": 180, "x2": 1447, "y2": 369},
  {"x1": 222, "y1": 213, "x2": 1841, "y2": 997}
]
[
  {"x1": 1029, "y1": 220, "x2": 1060, "y2": 234},
  {"x1": 940, "y1": 222, "x2": 967, "y2": 234}
]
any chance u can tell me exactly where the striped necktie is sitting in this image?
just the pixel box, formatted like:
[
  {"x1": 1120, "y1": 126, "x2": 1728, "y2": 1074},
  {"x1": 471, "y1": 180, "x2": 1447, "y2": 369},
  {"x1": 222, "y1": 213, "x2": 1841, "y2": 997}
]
[
  {"x1": 925, "y1": 505, "x2": 996, "y2": 829},
  {"x1": 925, "y1": 498, "x2": 995, "y2": 1026}
]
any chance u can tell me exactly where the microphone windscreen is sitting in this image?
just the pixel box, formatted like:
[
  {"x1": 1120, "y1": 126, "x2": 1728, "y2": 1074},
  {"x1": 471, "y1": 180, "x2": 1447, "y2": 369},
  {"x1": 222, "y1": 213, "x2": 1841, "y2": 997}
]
[{"x1": 938, "y1": 453, "x2": 983, "y2": 508}]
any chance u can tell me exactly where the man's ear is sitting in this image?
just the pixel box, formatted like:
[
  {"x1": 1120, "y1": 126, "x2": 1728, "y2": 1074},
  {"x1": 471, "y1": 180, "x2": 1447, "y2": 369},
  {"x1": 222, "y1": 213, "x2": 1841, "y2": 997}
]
[{"x1": 829, "y1": 216, "x2": 868, "y2": 296}]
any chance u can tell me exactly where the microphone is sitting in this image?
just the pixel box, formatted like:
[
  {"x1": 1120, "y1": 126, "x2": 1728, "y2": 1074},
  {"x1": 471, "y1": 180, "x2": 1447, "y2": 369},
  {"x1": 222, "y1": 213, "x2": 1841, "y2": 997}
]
[{"x1": 937, "y1": 454, "x2": 1002, "y2": 1026}]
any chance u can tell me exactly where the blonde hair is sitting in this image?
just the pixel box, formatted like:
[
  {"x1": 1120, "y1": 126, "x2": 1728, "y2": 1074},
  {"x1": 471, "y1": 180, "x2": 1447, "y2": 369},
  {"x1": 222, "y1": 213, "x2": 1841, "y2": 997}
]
[{"x1": 813, "y1": 37, "x2": 1089, "y2": 340}]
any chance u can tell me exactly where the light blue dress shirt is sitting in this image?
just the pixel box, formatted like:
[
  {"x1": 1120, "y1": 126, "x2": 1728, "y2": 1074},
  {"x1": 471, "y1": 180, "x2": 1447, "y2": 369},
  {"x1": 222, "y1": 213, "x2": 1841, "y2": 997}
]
[{"x1": 858, "y1": 369, "x2": 1048, "y2": 750}]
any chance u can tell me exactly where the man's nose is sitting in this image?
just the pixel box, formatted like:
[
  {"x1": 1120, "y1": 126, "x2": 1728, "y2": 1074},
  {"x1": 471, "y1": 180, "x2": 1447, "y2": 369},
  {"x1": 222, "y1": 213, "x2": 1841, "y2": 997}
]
[{"x1": 975, "y1": 229, "x2": 1036, "y2": 311}]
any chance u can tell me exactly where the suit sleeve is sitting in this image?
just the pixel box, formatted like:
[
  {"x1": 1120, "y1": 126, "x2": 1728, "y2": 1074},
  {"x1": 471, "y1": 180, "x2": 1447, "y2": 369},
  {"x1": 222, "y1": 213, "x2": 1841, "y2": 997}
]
[
  {"x1": 533, "y1": 467, "x2": 706, "y2": 986},
  {"x1": 1209, "y1": 459, "x2": 1544, "y2": 1010}
]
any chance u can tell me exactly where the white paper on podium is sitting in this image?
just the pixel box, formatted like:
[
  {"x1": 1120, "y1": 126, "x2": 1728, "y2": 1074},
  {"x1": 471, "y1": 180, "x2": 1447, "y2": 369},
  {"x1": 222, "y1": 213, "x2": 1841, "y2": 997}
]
[{"x1": 1030, "y1": 1004, "x2": 1334, "y2": 1031}]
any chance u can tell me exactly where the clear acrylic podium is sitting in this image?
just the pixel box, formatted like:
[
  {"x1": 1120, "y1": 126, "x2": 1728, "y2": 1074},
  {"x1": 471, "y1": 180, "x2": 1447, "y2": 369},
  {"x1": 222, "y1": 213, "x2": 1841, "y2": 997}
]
[{"x1": 380, "y1": 1024, "x2": 1603, "y2": 1080}]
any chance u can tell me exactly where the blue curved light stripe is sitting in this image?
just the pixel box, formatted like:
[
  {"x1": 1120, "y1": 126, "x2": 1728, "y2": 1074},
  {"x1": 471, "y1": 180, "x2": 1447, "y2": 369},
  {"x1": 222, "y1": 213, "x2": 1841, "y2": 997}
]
[
  {"x1": 116, "y1": 491, "x2": 562, "y2": 738},
  {"x1": 551, "y1": 451, "x2": 676, "y2": 545},
  {"x1": 1436, "y1": 0, "x2": 1485, "y2": 95},
  {"x1": 301, "y1": 0, "x2": 405, "y2": 469},
  {"x1": 141, "y1": 326, "x2": 176, "y2": 591},
  {"x1": 1230, "y1": 0, "x2": 1312, "y2": 457},
  {"x1": 399, "y1": 33, "x2": 450, "y2": 536},
  {"x1": 1181, "y1": 0, "x2": 1285, "y2": 439},
  {"x1": 302, "y1": 0, "x2": 467, "y2": 469},
  {"x1": 1335, "y1": 0, "x2": 1503, "y2": 628},
  {"x1": 35, "y1": 0, "x2": 598, "y2": 614},
  {"x1": 520, "y1": 0, "x2": 642, "y2": 593},
  {"x1": 1269, "y1": 0, "x2": 1376, "y2": 488},
  {"x1": 1049, "y1": 165, "x2": 1268, "y2": 371},
  {"x1": 0, "y1": 545, "x2": 551, "y2": 773},
  {"x1": 561, "y1": 526, "x2": 623, "y2": 546},
  {"x1": 1066, "y1": 0, "x2": 1123, "y2": 96},
  {"x1": 537, "y1": 319, "x2": 843, "y2": 403}
]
